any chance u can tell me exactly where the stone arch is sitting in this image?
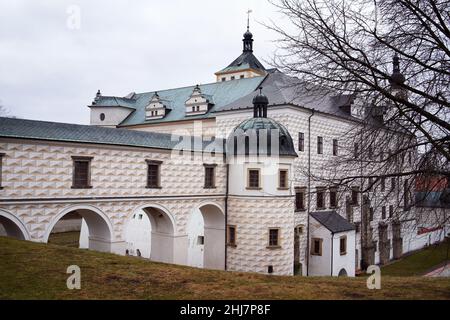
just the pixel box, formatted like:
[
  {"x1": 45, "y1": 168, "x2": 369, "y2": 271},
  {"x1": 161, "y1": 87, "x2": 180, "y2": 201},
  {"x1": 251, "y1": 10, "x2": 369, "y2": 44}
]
[
  {"x1": 187, "y1": 201, "x2": 225, "y2": 270},
  {"x1": 338, "y1": 268, "x2": 348, "y2": 277},
  {"x1": 125, "y1": 203, "x2": 177, "y2": 264},
  {"x1": 0, "y1": 208, "x2": 31, "y2": 240},
  {"x1": 44, "y1": 205, "x2": 114, "y2": 253}
]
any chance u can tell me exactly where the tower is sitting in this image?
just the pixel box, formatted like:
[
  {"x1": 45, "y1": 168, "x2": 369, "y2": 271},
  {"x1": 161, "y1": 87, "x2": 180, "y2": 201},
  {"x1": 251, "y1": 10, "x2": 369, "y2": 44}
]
[
  {"x1": 214, "y1": 12, "x2": 267, "y2": 82},
  {"x1": 225, "y1": 89, "x2": 298, "y2": 275}
]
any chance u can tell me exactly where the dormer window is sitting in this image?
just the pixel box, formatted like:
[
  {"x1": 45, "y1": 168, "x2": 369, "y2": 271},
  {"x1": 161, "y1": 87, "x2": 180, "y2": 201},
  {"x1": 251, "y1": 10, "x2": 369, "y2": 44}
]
[
  {"x1": 185, "y1": 85, "x2": 214, "y2": 116},
  {"x1": 145, "y1": 92, "x2": 171, "y2": 120}
]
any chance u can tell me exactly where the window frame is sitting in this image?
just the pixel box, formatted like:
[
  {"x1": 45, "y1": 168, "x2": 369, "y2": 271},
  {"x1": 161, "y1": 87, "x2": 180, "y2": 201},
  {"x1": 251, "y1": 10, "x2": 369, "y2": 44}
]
[
  {"x1": 71, "y1": 156, "x2": 93, "y2": 189},
  {"x1": 311, "y1": 238, "x2": 323, "y2": 256},
  {"x1": 0, "y1": 153, "x2": 4, "y2": 189},
  {"x1": 298, "y1": 132, "x2": 304, "y2": 152},
  {"x1": 227, "y1": 225, "x2": 237, "y2": 247},
  {"x1": 329, "y1": 187, "x2": 338, "y2": 208},
  {"x1": 146, "y1": 160, "x2": 163, "y2": 189},
  {"x1": 203, "y1": 164, "x2": 217, "y2": 189},
  {"x1": 278, "y1": 169, "x2": 289, "y2": 190},
  {"x1": 332, "y1": 139, "x2": 338, "y2": 156},
  {"x1": 267, "y1": 228, "x2": 281, "y2": 249},
  {"x1": 247, "y1": 168, "x2": 261, "y2": 190},
  {"x1": 317, "y1": 136, "x2": 323, "y2": 155},
  {"x1": 295, "y1": 187, "x2": 306, "y2": 212},
  {"x1": 351, "y1": 187, "x2": 359, "y2": 206},
  {"x1": 316, "y1": 187, "x2": 326, "y2": 209}
]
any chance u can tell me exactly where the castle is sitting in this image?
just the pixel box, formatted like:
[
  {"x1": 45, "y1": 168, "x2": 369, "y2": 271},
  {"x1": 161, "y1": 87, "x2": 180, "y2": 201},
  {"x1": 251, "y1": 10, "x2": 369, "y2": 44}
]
[{"x1": 0, "y1": 25, "x2": 446, "y2": 276}]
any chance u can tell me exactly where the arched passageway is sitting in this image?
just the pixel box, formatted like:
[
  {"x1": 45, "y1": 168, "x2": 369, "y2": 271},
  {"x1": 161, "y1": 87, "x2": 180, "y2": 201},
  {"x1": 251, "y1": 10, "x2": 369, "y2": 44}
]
[
  {"x1": 0, "y1": 209, "x2": 30, "y2": 240},
  {"x1": 45, "y1": 206, "x2": 113, "y2": 253},
  {"x1": 338, "y1": 268, "x2": 348, "y2": 277},
  {"x1": 187, "y1": 203, "x2": 225, "y2": 270},
  {"x1": 124, "y1": 205, "x2": 176, "y2": 264}
]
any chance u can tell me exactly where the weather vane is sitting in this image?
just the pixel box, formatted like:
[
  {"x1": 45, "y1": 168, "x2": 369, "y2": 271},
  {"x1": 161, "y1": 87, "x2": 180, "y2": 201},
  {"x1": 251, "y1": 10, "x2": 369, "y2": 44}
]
[{"x1": 247, "y1": 9, "x2": 253, "y2": 30}]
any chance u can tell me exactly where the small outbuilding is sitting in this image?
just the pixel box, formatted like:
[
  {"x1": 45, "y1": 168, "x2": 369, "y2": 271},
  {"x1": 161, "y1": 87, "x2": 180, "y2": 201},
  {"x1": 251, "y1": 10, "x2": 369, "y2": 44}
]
[{"x1": 309, "y1": 211, "x2": 356, "y2": 277}]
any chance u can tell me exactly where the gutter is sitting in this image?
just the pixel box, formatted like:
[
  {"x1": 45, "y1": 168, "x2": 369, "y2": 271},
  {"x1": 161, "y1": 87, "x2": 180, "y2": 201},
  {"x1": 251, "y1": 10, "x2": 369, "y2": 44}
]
[
  {"x1": 306, "y1": 109, "x2": 315, "y2": 276},
  {"x1": 331, "y1": 232, "x2": 334, "y2": 276}
]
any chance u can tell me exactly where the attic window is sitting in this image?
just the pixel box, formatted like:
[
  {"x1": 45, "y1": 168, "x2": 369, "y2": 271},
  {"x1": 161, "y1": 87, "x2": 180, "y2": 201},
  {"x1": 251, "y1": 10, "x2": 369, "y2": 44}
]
[{"x1": 100, "y1": 113, "x2": 105, "y2": 121}]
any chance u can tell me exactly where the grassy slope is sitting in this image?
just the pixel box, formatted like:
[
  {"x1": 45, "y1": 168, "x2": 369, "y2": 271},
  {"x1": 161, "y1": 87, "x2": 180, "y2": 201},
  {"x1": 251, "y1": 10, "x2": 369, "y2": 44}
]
[
  {"x1": 381, "y1": 241, "x2": 449, "y2": 276},
  {"x1": 0, "y1": 237, "x2": 449, "y2": 300}
]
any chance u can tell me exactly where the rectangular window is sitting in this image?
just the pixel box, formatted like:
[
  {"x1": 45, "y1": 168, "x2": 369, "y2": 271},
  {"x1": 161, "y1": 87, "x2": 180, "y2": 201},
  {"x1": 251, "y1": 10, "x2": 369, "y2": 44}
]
[
  {"x1": 382, "y1": 206, "x2": 386, "y2": 219},
  {"x1": 391, "y1": 177, "x2": 396, "y2": 191},
  {"x1": 227, "y1": 225, "x2": 236, "y2": 246},
  {"x1": 311, "y1": 238, "x2": 323, "y2": 256},
  {"x1": 351, "y1": 187, "x2": 359, "y2": 205},
  {"x1": 268, "y1": 228, "x2": 280, "y2": 247},
  {"x1": 295, "y1": 188, "x2": 306, "y2": 212},
  {"x1": 240, "y1": 75, "x2": 245, "y2": 79},
  {"x1": 146, "y1": 160, "x2": 162, "y2": 188},
  {"x1": 298, "y1": 132, "x2": 304, "y2": 152},
  {"x1": 197, "y1": 236, "x2": 205, "y2": 245},
  {"x1": 278, "y1": 169, "x2": 288, "y2": 189},
  {"x1": 317, "y1": 136, "x2": 323, "y2": 154},
  {"x1": 369, "y1": 207, "x2": 374, "y2": 221},
  {"x1": 72, "y1": 156, "x2": 93, "y2": 189},
  {"x1": 221, "y1": 77, "x2": 226, "y2": 82},
  {"x1": 354, "y1": 143, "x2": 359, "y2": 158},
  {"x1": 332, "y1": 139, "x2": 338, "y2": 156},
  {"x1": 316, "y1": 187, "x2": 325, "y2": 209},
  {"x1": 0, "y1": 153, "x2": 4, "y2": 189},
  {"x1": 389, "y1": 205, "x2": 394, "y2": 218},
  {"x1": 380, "y1": 177, "x2": 385, "y2": 192},
  {"x1": 329, "y1": 187, "x2": 338, "y2": 208},
  {"x1": 247, "y1": 169, "x2": 260, "y2": 189},
  {"x1": 231, "y1": 76, "x2": 235, "y2": 80},
  {"x1": 340, "y1": 236, "x2": 347, "y2": 255},
  {"x1": 204, "y1": 164, "x2": 216, "y2": 188}
]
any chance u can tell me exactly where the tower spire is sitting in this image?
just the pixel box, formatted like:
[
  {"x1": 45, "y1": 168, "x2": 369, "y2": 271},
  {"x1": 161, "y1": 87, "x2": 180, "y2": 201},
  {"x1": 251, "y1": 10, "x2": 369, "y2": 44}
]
[{"x1": 243, "y1": 9, "x2": 254, "y2": 53}]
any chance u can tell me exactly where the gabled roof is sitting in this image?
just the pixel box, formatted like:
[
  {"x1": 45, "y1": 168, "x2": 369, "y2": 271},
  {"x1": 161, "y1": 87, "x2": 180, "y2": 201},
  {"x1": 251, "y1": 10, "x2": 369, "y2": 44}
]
[
  {"x1": 0, "y1": 117, "x2": 225, "y2": 153},
  {"x1": 311, "y1": 211, "x2": 355, "y2": 233},
  {"x1": 216, "y1": 51, "x2": 266, "y2": 75}
]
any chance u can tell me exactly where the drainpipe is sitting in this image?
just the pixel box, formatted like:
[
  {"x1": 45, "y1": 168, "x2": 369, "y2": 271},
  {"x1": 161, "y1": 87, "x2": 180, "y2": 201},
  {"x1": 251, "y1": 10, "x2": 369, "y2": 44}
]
[
  {"x1": 330, "y1": 232, "x2": 334, "y2": 276},
  {"x1": 306, "y1": 109, "x2": 315, "y2": 276},
  {"x1": 224, "y1": 157, "x2": 230, "y2": 271}
]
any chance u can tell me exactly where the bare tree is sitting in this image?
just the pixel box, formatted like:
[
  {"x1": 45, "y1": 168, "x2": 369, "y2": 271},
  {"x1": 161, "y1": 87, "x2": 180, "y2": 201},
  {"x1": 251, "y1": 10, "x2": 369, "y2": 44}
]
[{"x1": 267, "y1": 0, "x2": 449, "y2": 268}]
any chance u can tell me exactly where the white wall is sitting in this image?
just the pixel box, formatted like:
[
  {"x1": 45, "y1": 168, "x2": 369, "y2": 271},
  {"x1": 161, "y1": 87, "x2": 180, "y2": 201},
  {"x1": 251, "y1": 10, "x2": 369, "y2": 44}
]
[
  {"x1": 90, "y1": 106, "x2": 133, "y2": 127},
  {"x1": 331, "y1": 231, "x2": 356, "y2": 277},
  {"x1": 124, "y1": 210, "x2": 152, "y2": 258},
  {"x1": 187, "y1": 208, "x2": 205, "y2": 268}
]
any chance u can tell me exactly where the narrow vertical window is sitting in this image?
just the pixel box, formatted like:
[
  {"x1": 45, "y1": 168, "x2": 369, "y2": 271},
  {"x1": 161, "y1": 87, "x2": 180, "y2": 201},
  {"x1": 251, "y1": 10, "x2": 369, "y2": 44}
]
[
  {"x1": 369, "y1": 207, "x2": 374, "y2": 221},
  {"x1": 340, "y1": 236, "x2": 347, "y2": 255},
  {"x1": 278, "y1": 169, "x2": 288, "y2": 189},
  {"x1": 0, "y1": 153, "x2": 4, "y2": 189},
  {"x1": 404, "y1": 179, "x2": 409, "y2": 209},
  {"x1": 295, "y1": 188, "x2": 306, "y2": 211},
  {"x1": 391, "y1": 177, "x2": 396, "y2": 191},
  {"x1": 268, "y1": 228, "x2": 280, "y2": 247},
  {"x1": 298, "y1": 132, "x2": 304, "y2": 152},
  {"x1": 329, "y1": 187, "x2": 338, "y2": 208},
  {"x1": 71, "y1": 156, "x2": 93, "y2": 189},
  {"x1": 316, "y1": 187, "x2": 325, "y2": 209},
  {"x1": 146, "y1": 160, "x2": 162, "y2": 188},
  {"x1": 382, "y1": 206, "x2": 386, "y2": 219},
  {"x1": 317, "y1": 136, "x2": 323, "y2": 154},
  {"x1": 389, "y1": 205, "x2": 394, "y2": 218},
  {"x1": 332, "y1": 139, "x2": 338, "y2": 156},
  {"x1": 227, "y1": 225, "x2": 236, "y2": 246},
  {"x1": 204, "y1": 164, "x2": 216, "y2": 188},
  {"x1": 354, "y1": 143, "x2": 359, "y2": 158},
  {"x1": 247, "y1": 169, "x2": 260, "y2": 189}
]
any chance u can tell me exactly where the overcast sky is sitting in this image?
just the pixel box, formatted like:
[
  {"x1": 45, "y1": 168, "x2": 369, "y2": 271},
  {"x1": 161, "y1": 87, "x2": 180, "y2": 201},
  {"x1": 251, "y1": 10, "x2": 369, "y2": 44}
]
[{"x1": 0, "y1": 0, "x2": 286, "y2": 124}]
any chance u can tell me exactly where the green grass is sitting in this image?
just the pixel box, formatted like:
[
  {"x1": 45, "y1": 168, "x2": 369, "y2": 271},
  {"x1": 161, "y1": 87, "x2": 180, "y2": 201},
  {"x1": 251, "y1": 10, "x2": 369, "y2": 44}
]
[
  {"x1": 381, "y1": 241, "x2": 449, "y2": 277},
  {"x1": 0, "y1": 236, "x2": 449, "y2": 300},
  {"x1": 48, "y1": 231, "x2": 80, "y2": 248}
]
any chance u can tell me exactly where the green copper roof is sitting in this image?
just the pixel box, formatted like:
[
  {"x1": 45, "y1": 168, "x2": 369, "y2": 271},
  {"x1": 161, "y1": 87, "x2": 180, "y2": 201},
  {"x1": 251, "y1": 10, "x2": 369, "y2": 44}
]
[{"x1": 93, "y1": 76, "x2": 265, "y2": 127}]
